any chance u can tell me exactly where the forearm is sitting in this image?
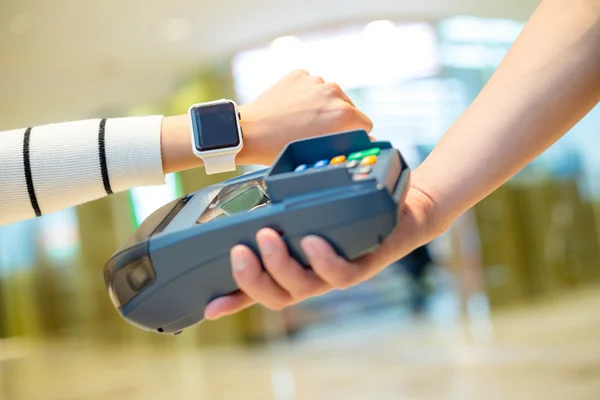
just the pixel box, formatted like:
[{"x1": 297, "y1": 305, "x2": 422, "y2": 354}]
[
  {"x1": 0, "y1": 116, "x2": 165, "y2": 225},
  {"x1": 413, "y1": 0, "x2": 600, "y2": 227}
]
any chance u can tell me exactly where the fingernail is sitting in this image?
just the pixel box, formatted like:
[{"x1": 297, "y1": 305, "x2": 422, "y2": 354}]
[
  {"x1": 258, "y1": 235, "x2": 277, "y2": 256},
  {"x1": 302, "y1": 236, "x2": 321, "y2": 259},
  {"x1": 231, "y1": 248, "x2": 247, "y2": 271}
]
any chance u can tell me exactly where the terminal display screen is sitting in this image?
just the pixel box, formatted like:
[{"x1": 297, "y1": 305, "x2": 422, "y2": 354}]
[{"x1": 197, "y1": 179, "x2": 270, "y2": 224}]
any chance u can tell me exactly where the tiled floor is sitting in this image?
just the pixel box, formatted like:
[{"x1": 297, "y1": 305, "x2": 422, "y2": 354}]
[{"x1": 2, "y1": 286, "x2": 600, "y2": 400}]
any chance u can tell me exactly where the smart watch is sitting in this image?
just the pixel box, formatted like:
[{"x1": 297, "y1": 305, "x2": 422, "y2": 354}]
[{"x1": 188, "y1": 99, "x2": 244, "y2": 175}]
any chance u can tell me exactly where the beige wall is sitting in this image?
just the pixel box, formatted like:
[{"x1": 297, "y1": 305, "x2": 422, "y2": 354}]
[{"x1": 0, "y1": 0, "x2": 539, "y2": 129}]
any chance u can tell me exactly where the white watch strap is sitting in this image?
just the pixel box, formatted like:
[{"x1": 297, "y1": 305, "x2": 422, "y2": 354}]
[{"x1": 201, "y1": 152, "x2": 238, "y2": 175}]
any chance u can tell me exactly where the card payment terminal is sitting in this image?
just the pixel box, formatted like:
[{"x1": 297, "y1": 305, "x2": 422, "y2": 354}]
[{"x1": 104, "y1": 130, "x2": 410, "y2": 334}]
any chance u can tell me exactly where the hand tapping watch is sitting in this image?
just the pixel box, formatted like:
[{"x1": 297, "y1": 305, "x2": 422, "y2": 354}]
[{"x1": 188, "y1": 99, "x2": 244, "y2": 175}]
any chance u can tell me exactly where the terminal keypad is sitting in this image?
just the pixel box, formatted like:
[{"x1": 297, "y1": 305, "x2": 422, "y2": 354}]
[{"x1": 293, "y1": 147, "x2": 381, "y2": 181}]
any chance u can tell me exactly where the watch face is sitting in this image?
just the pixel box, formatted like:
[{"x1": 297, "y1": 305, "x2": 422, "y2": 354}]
[{"x1": 191, "y1": 101, "x2": 240, "y2": 152}]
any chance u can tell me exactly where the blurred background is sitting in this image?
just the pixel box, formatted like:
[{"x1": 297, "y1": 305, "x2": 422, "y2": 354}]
[{"x1": 2, "y1": 0, "x2": 600, "y2": 399}]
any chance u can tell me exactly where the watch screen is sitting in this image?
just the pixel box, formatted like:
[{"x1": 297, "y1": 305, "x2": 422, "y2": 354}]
[{"x1": 191, "y1": 102, "x2": 240, "y2": 151}]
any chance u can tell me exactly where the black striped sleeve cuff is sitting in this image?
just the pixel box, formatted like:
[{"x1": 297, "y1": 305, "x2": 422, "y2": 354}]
[{"x1": 0, "y1": 116, "x2": 165, "y2": 225}]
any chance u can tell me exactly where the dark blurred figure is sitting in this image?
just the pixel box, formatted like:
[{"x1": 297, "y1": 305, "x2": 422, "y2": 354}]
[{"x1": 396, "y1": 244, "x2": 434, "y2": 314}]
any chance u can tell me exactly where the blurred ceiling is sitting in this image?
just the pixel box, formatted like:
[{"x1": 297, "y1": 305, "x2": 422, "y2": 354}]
[{"x1": 0, "y1": 0, "x2": 539, "y2": 128}]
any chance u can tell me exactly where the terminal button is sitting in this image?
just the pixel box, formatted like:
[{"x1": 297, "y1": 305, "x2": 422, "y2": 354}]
[
  {"x1": 314, "y1": 160, "x2": 329, "y2": 168},
  {"x1": 346, "y1": 160, "x2": 359, "y2": 169},
  {"x1": 361, "y1": 155, "x2": 377, "y2": 166},
  {"x1": 353, "y1": 173, "x2": 370, "y2": 180},
  {"x1": 355, "y1": 166, "x2": 372, "y2": 174},
  {"x1": 330, "y1": 155, "x2": 346, "y2": 165},
  {"x1": 348, "y1": 148, "x2": 380, "y2": 161},
  {"x1": 294, "y1": 164, "x2": 308, "y2": 172}
]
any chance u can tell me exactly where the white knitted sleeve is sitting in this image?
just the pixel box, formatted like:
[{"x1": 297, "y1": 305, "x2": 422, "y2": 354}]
[{"x1": 0, "y1": 116, "x2": 166, "y2": 226}]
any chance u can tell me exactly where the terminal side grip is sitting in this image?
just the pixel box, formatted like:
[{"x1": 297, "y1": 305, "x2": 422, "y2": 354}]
[{"x1": 393, "y1": 168, "x2": 410, "y2": 203}]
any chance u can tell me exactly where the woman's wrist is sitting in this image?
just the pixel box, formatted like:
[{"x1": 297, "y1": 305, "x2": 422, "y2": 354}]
[
  {"x1": 160, "y1": 114, "x2": 198, "y2": 174},
  {"x1": 159, "y1": 104, "x2": 266, "y2": 175}
]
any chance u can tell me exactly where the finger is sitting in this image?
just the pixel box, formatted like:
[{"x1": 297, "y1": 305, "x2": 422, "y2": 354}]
[
  {"x1": 310, "y1": 75, "x2": 326, "y2": 84},
  {"x1": 257, "y1": 228, "x2": 328, "y2": 299},
  {"x1": 338, "y1": 105, "x2": 373, "y2": 133},
  {"x1": 336, "y1": 89, "x2": 355, "y2": 107},
  {"x1": 230, "y1": 244, "x2": 292, "y2": 310},
  {"x1": 205, "y1": 292, "x2": 255, "y2": 320},
  {"x1": 353, "y1": 108, "x2": 374, "y2": 133},
  {"x1": 300, "y1": 235, "x2": 360, "y2": 290},
  {"x1": 289, "y1": 69, "x2": 310, "y2": 80},
  {"x1": 325, "y1": 82, "x2": 355, "y2": 107},
  {"x1": 369, "y1": 135, "x2": 377, "y2": 141}
]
